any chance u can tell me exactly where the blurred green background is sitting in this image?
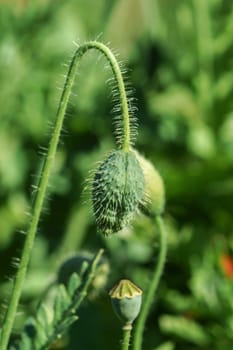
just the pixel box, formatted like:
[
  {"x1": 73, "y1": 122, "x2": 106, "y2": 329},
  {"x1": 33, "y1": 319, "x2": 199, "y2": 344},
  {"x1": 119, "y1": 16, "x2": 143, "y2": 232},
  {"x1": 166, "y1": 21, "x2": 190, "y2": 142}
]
[{"x1": 0, "y1": 0, "x2": 233, "y2": 349}]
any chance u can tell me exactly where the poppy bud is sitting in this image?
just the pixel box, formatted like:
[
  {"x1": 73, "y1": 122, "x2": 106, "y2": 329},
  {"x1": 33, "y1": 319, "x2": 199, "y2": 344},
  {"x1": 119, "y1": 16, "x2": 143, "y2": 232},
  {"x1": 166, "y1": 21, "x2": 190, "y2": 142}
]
[{"x1": 134, "y1": 150, "x2": 165, "y2": 217}]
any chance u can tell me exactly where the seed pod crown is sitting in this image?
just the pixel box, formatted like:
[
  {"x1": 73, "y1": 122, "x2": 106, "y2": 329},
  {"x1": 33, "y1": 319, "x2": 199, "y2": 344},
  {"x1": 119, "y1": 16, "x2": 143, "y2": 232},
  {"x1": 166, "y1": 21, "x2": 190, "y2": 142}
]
[{"x1": 92, "y1": 149, "x2": 145, "y2": 235}]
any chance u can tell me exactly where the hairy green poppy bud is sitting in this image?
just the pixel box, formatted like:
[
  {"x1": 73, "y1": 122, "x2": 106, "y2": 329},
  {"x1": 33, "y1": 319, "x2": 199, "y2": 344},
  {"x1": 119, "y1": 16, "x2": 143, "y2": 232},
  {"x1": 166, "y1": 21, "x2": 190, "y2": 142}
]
[
  {"x1": 92, "y1": 150, "x2": 145, "y2": 235},
  {"x1": 134, "y1": 151, "x2": 165, "y2": 217},
  {"x1": 109, "y1": 279, "x2": 142, "y2": 325}
]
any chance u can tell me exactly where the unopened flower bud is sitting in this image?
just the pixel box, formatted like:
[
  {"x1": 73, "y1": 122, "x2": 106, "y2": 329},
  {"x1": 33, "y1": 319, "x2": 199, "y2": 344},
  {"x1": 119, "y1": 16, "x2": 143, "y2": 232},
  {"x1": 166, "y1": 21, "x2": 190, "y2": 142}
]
[
  {"x1": 92, "y1": 150, "x2": 145, "y2": 235},
  {"x1": 109, "y1": 279, "x2": 142, "y2": 325},
  {"x1": 134, "y1": 150, "x2": 165, "y2": 217}
]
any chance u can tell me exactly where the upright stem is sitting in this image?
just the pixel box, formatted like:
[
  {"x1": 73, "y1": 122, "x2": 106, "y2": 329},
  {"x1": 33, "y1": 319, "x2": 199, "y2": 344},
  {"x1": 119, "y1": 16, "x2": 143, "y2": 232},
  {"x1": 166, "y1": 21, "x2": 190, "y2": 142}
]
[
  {"x1": 122, "y1": 324, "x2": 132, "y2": 350},
  {"x1": 0, "y1": 41, "x2": 131, "y2": 350},
  {"x1": 73, "y1": 248, "x2": 104, "y2": 310},
  {"x1": 133, "y1": 216, "x2": 167, "y2": 350},
  {"x1": 193, "y1": 0, "x2": 214, "y2": 116}
]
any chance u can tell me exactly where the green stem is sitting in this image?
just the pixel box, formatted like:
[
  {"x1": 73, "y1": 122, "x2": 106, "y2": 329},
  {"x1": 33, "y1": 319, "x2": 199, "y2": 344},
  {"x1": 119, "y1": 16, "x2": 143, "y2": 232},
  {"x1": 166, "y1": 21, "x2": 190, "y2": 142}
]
[
  {"x1": 193, "y1": 0, "x2": 214, "y2": 116},
  {"x1": 83, "y1": 41, "x2": 131, "y2": 151},
  {"x1": 0, "y1": 41, "x2": 131, "y2": 350},
  {"x1": 73, "y1": 248, "x2": 104, "y2": 309},
  {"x1": 133, "y1": 215, "x2": 167, "y2": 350},
  {"x1": 122, "y1": 324, "x2": 132, "y2": 350}
]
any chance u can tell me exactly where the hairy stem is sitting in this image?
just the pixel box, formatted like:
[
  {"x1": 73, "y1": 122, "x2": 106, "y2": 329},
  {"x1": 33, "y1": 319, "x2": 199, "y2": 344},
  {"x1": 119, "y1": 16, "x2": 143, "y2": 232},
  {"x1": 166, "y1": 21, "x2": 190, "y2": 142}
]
[
  {"x1": 0, "y1": 41, "x2": 131, "y2": 350},
  {"x1": 122, "y1": 324, "x2": 132, "y2": 350},
  {"x1": 132, "y1": 216, "x2": 167, "y2": 350}
]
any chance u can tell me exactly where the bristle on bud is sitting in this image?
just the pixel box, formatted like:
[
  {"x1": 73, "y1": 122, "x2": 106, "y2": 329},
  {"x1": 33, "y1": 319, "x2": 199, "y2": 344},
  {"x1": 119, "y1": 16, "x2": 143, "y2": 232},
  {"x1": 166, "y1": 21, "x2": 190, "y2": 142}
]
[{"x1": 92, "y1": 150, "x2": 145, "y2": 235}]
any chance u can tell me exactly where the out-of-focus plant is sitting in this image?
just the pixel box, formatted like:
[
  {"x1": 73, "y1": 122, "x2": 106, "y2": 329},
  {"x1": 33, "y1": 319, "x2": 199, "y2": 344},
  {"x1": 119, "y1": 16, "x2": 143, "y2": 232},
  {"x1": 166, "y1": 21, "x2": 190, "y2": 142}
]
[{"x1": 0, "y1": 0, "x2": 233, "y2": 349}]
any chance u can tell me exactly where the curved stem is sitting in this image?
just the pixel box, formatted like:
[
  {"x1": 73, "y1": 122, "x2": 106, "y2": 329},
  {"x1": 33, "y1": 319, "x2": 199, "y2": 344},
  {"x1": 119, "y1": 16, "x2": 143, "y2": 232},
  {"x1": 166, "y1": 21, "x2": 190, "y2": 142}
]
[
  {"x1": 132, "y1": 215, "x2": 167, "y2": 350},
  {"x1": 81, "y1": 41, "x2": 131, "y2": 151},
  {"x1": 0, "y1": 41, "x2": 131, "y2": 350},
  {"x1": 122, "y1": 324, "x2": 132, "y2": 350},
  {"x1": 193, "y1": 0, "x2": 214, "y2": 116}
]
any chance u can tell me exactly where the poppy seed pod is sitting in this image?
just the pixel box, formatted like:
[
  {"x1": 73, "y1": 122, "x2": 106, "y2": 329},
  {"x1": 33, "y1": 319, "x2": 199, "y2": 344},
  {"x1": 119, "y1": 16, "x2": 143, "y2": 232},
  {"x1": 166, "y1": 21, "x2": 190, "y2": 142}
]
[
  {"x1": 109, "y1": 279, "x2": 142, "y2": 325},
  {"x1": 92, "y1": 150, "x2": 145, "y2": 235},
  {"x1": 134, "y1": 150, "x2": 165, "y2": 217}
]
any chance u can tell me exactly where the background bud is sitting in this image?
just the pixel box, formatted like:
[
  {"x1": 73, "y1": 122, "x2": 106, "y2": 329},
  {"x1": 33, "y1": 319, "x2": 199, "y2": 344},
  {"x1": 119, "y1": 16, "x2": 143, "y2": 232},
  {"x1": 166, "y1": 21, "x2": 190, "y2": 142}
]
[
  {"x1": 134, "y1": 150, "x2": 165, "y2": 217},
  {"x1": 109, "y1": 279, "x2": 142, "y2": 325},
  {"x1": 57, "y1": 252, "x2": 109, "y2": 298}
]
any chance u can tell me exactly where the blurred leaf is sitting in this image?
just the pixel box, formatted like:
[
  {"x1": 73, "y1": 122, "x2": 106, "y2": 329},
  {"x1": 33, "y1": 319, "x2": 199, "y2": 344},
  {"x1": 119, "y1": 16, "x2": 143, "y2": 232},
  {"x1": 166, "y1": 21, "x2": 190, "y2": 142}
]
[
  {"x1": 154, "y1": 342, "x2": 175, "y2": 350},
  {"x1": 187, "y1": 124, "x2": 216, "y2": 159},
  {"x1": 159, "y1": 314, "x2": 210, "y2": 346}
]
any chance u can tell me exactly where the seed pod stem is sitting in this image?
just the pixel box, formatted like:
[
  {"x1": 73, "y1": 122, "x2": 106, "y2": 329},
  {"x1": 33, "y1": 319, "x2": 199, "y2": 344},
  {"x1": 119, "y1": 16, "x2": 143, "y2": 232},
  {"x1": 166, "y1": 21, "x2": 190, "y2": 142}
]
[{"x1": 122, "y1": 324, "x2": 132, "y2": 350}]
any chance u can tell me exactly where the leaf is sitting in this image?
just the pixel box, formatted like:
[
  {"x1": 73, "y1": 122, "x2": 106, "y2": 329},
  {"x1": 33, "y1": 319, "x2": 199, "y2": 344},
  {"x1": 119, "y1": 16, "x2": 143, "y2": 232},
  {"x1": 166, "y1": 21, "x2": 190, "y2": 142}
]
[
  {"x1": 18, "y1": 333, "x2": 32, "y2": 350},
  {"x1": 188, "y1": 124, "x2": 216, "y2": 159},
  {"x1": 163, "y1": 289, "x2": 196, "y2": 313},
  {"x1": 154, "y1": 341, "x2": 175, "y2": 350},
  {"x1": 68, "y1": 272, "x2": 81, "y2": 297},
  {"x1": 54, "y1": 285, "x2": 70, "y2": 323},
  {"x1": 34, "y1": 321, "x2": 47, "y2": 348},
  {"x1": 159, "y1": 314, "x2": 210, "y2": 346},
  {"x1": 105, "y1": 0, "x2": 145, "y2": 56},
  {"x1": 37, "y1": 304, "x2": 52, "y2": 333}
]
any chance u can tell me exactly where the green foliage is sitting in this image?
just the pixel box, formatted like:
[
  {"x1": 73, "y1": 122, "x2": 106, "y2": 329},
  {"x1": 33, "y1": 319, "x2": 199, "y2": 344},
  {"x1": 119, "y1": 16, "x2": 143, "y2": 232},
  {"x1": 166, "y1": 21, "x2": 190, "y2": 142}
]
[
  {"x1": 14, "y1": 249, "x2": 103, "y2": 350},
  {"x1": 159, "y1": 315, "x2": 210, "y2": 346},
  {"x1": 17, "y1": 274, "x2": 79, "y2": 350}
]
